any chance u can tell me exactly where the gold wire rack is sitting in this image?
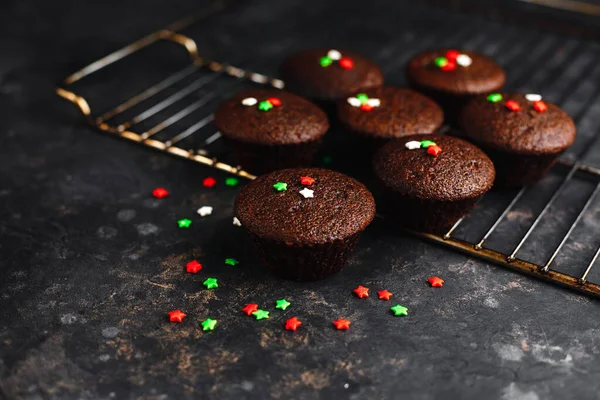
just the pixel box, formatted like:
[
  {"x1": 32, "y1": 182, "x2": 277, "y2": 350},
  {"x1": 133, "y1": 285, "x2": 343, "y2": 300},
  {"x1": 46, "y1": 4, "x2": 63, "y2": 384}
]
[{"x1": 57, "y1": 1, "x2": 600, "y2": 297}]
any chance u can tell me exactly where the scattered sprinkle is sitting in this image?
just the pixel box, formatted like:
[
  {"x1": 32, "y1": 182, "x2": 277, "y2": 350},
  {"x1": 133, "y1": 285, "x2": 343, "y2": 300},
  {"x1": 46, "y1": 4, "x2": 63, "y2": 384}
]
[
  {"x1": 390, "y1": 304, "x2": 408, "y2": 317},
  {"x1": 446, "y1": 50, "x2": 460, "y2": 61},
  {"x1": 225, "y1": 177, "x2": 239, "y2": 187},
  {"x1": 273, "y1": 182, "x2": 288, "y2": 192},
  {"x1": 333, "y1": 318, "x2": 351, "y2": 330},
  {"x1": 186, "y1": 260, "x2": 202, "y2": 274},
  {"x1": 275, "y1": 299, "x2": 291, "y2": 310},
  {"x1": 201, "y1": 318, "x2": 217, "y2": 331},
  {"x1": 152, "y1": 188, "x2": 169, "y2": 199},
  {"x1": 339, "y1": 57, "x2": 354, "y2": 70},
  {"x1": 197, "y1": 206, "x2": 213, "y2": 217},
  {"x1": 353, "y1": 285, "x2": 369, "y2": 299},
  {"x1": 378, "y1": 290, "x2": 393, "y2": 301},
  {"x1": 428, "y1": 276, "x2": 444, "y2": 287},
  {"x1": 242, "y1": 303, "x2": 259, "y2": 316},
  {"x1": 268, "y1": 97, "x2": 282, "y2": 107},
  {"x1": 203, "y1": 177, "x2": 217, "y2": 188},
  {"x1": 405, "y1": 141, "x2": 421, "y2": 150},
  {"x1": 225, "y1": 258, "x2": 239, "y2": 266},
  {"x1": 321, "y1": 50, "x2": 353, "y2": 69},
  {"x1": 299, "y1": 188, "x2": 314, "y2": 198},
  {"x1": 203, "y1": 277, "x2": 218, "y2": 289},
  {"x1": 427, "y1": 144, "x2": 443, "y2": 157},
  {"x1": 533, "y1": 101, "x2": 547, "y2": 113},
  {"x1": 177, "y1": 218, "x2": 192, "y2": 228},
  {"x1": 525, "y1": 94, "x2": 542, "y2": 102},
  {"x1": 505, "y1": 100, "x2": 521, "y2": 112},
  {"x1": 487, "y1": 93, "x2": 503, "y2": 103},
  {"x1": 421, "y1": 140, "x2": 436, "y2": 148},
  {"x1": 258, "y1": 100, "x2": 273, "y2": 112},
  {"x1": 168, "y1": 310, "x2": 186, "y2": 323},
  {"x1": 320, "y1": 56, "x2": 333, "y2": 67},
  {"x1": 456, "y1": 54, "x2": 472, "y2": 67},
  {"x1": 285, "y1": 316, "x2": 302, "y2": 331},
  {"x1": 252, "y1": 309, "x2": 270, "y2": 320},
  {"x1": 242, "y1": 97, "x2": 258, "y2": 106},
  {"x1": 327, "y1": 49, "x2": 341, "y2": 60},
  {"x1": 300, "y1": 176, "x2": 316, "y2": 186},
  {"x1": 233, "y1": 217, "x2": 242, "y2": 227},
  {"x1": 347, "y1": 93, "x2": 381, "y2": 111}
]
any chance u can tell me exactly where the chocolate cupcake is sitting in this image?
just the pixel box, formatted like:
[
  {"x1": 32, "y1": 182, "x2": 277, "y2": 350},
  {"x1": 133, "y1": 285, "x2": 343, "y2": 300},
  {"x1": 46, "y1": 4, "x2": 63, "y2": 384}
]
[
  {"x1": 235, "y1": 168, "x2": 376, "y2": 281},
  {"x1": 459, "y1": 93, "x2": 576, "y2": 187},
  {"x1": 337, "y1": 87, "x2": 444, "y2": 145},
  {"x1": 373, "y1": 135, "x2": 495, "y2": 234},
  {"x1": 406, "y1": 49, "x2": 505, "y2": 122},
  {"x1": 279, "y1": 49, "x2": 384, "y2": 109},
  {"x1": 213, "y1": 89, "x2": 329, "y2": 174}
]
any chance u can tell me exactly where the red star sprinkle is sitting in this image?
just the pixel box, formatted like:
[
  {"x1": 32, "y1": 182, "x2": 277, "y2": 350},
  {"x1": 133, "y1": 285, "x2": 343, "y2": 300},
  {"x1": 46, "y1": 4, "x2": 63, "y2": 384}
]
[
  {"x1": 203, "y1": 177, "x2": 217, "y2": 188},
  {"x1": 242, "y1": 303, "x2": 259, "y2": 316},
  {"x1": 186, "y1": 260, "x2": 202, "y2": 274},
  {"x1": 168, "y1": 310, "x2": 186, "y2": 323},
  {"x1": 300, "y1": 176, "x2": 315, "y2": 186},
  {"x1": 152, "y1": 187, "x2": 169, "y2": 198},
  {"x1": 285, "y1": 316, "x2": 303, "y2": 332},
  {"x1": 427, "y1": 145, "x2": 443, "y2": 157},
  {"x1": 268, "y1": 97, "x2": 282, "y2": 107},
  {"x1": 333, "y1": 318, "x2": 351, "y2": 330},
  {"x1": 441, "y1": 61, "x2": 456, "y2": 71},
  {"x1": 339, "y1": 58, "x2": 354, "y2": 70},
  {"x1": 533, "y1": 101, "x2": 547, "y2": 113},
  {"x1": 428, "y1": 276, "x2": 445, "y2": 287},
  {"x1": 446, "y1": 50, "x2": 460, "y2": 61},
  {"x1": 505, "y1": 100, "x2": 521, "y2": 112},
  {"x1": 360, "y1": 103, "x2": 374, "y2": 111},
  {"x1": 378, "y1": 290, "x2": 393, "y2": 301},
  {"x1": 353, "y1": 285, "x2": 369, "y2": 299}
]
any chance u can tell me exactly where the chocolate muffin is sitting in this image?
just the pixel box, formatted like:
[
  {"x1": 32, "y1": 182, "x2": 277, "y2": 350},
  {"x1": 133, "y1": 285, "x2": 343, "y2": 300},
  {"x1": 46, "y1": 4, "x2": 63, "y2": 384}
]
[
  {"x1": 213, "y1": 89, "x2": 329, "y2": 174},
  {"x1": 338, "y1": 87, "x2": 444, "y2": 144},
  {"x1": 279, "y1": 49, "x2": 384, "y2": 109},
  {"x1": 235, "y1": 168, "x2": 376, "y2": 281},
  {"x1": 459, "y1": 93, "x2": 576, "y2": 187},
  {"x1": 406, "y1": 49, "x2": 505, "y2": 122},
  {"x1": 373, "y1": 135, "x2": 495, "y2": 234}
]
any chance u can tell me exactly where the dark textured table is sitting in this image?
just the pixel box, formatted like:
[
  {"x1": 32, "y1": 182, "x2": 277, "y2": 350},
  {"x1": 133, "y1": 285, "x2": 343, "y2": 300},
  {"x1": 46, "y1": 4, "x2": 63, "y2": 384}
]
[{"x1": 2, "y1": 1, "x2": 600, "y2": 399}]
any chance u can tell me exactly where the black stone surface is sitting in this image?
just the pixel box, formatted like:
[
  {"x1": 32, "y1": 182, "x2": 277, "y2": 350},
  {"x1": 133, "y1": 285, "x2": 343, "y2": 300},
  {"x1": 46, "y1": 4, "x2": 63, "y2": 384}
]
[{"x1": 2, "y1": 1, "x2": 600, "y2": 399}]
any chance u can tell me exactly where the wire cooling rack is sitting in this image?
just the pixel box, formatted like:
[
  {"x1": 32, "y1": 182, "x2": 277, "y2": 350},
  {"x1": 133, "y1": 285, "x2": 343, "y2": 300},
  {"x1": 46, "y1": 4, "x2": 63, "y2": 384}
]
[{"x1": 57, "y1": 0, "x2": 600, "y2": 297}]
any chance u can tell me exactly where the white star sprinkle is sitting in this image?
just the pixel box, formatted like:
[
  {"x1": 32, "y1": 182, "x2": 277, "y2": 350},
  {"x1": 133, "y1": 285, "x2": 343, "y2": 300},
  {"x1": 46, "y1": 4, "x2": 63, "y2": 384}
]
[
  {"x1": 233, "y1": 217, "x2": 242, "y2": 227},
  {"x1": 366, "y1": 98, "x2": 381, "y2": 107},
  {"x1": 347, "y1": 97, "x2": 362, "y2": 107},
  {"x1": 456, "y1": 54, "x2": 472, "y2": 67},
  {"x1": 197, "y1": 206, "x2": 213, "y2": 217},
  {"x1": 405, "y1": 141, "x2": 422, "y2": 150},
  {"x1": 327, "y1": 49, "x2": 342, "y2": 61},
  {"x1": 299, "y1": 188, "x2": 314, "y2": 198},
  {"x1": 525, "y1": 94, "x2": 542, "y2": 102},
  {"x1": 241, "y1": 97, "x2": 257, "y2": 106}
]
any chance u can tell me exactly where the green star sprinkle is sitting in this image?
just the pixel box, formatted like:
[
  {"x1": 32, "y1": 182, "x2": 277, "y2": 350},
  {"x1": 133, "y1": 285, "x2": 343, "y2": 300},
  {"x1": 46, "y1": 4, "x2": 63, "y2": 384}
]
[
  {"x1": 487, "y1": 93, "x2": 503, "y2": 103},
  {"x1": 275, "y1": 299, "x2": 291, "y2": 310},
  {"x1": 225, "y1": 177, "x2": 239, "y2": 187},
  {"x1": 203, "y1": 277, "x2": 218, "y2": 289},
  {"x1": 252, "y1": 309, "x2": 270, "y2": 320},
  {"x1": 434, "y1": 57, "x2": 448, "y2": 68},
  {"x1": 390, "y1": 304, "x2": 408, "y2": 317},
  {"x1": 258, "y1": 100, "x2": 273, "y2": 111},
  {"x1": 177, "y1": 218, "x2": 192, "y2": 228},
  {"x1": 201, "y1": 318, "x2": 217, "y2": 331},
  {"x1": 225, "y1": 258, "x2": 239, "y2": 266},
  {"x1": 320, "y1": 56, "x2": 332, "y2": 67},
  {"x1": 420, "y1": 140, "x2": 436, "y2": 148},
  {"x1": 356, "y1": 93, "x2": 369, "y2": 103},
  {"x1": 323, "y1": 155, "x2": 333, "y2": 165},
  {"x1": 273, "y1": 182, "x2": 288, "y2": 191}
]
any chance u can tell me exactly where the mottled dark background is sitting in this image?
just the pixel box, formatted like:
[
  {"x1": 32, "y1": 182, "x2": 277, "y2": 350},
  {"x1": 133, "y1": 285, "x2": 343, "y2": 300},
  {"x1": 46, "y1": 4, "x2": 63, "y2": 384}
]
[{"x1": 2, "y1": 1, "x2": 600, "y2": 399}]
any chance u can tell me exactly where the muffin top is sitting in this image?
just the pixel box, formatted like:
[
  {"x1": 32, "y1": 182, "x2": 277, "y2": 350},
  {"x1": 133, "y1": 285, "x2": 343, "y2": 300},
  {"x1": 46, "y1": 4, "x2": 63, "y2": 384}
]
[
  {"x1": 279, "y1": 48, "x2": 384, "y2": 101},
  {"x1": 337, "y1": 87, "x2": 444, "y2": 139},
  {"x1": 235, "y1": 168, "x2": 376, "y2": 244},
  {"x1": 373, "y1": 135, "x2": 495, "y2": 201},
  {"x1": 459, "y1": 93, "x2": 576, "y2": 155},
  {"x1": 406, "y1": 49, "x2": 505, "y2": 95},
  {"x1": 213, "y1": 89, "x2": 329, "y2": 146}
]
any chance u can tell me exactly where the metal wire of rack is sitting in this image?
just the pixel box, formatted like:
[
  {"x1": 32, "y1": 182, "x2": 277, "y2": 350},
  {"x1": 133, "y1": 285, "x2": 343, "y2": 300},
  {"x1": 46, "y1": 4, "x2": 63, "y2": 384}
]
[{"x1": 57, "y1": 1, "x2": 600, "y2": 297}]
